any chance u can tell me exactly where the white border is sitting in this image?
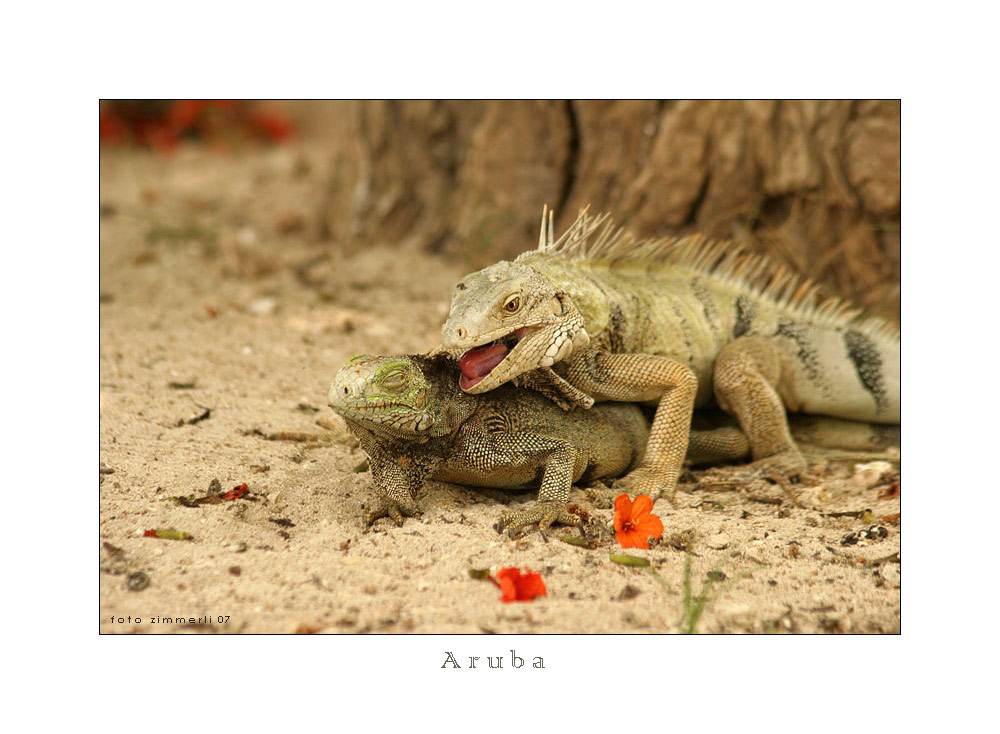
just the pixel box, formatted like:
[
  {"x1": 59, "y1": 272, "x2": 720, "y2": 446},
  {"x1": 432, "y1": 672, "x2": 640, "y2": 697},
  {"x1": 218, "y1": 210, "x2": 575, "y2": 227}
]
[{"x1": 6, "y1": 0, "x2": 999, "y2": 728}]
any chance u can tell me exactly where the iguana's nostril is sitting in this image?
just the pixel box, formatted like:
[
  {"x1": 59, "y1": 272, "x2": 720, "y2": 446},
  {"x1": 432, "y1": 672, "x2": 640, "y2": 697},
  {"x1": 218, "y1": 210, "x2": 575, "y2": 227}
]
[{"x1": 456, "y1": 327, "x2": 466, "y2": 338}]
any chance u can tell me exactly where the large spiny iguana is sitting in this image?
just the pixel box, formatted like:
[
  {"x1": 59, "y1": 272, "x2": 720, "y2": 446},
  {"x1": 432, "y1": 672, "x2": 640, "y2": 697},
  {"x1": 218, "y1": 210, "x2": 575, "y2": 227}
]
[
  {"x1": 439, "y1": 207, "x2": 901, "y2": 521},
  {"x1": 327, "y1": 353, "x2": 898, "y2": 537}
]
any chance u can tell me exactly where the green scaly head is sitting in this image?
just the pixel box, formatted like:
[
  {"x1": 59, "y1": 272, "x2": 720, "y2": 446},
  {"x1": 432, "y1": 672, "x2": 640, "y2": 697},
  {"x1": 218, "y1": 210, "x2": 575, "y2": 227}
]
[{"x1": 328, "y1": 354, "x2": 473, "y2": 437}]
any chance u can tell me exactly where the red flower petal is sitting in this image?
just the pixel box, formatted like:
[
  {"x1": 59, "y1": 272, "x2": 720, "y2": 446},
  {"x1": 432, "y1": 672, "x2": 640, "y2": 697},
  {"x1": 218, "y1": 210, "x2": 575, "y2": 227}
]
[
  {"x1": 613, "y1": 493, "x2": 663, "y2": 549},
  {"x1": 221, "y1": 483, "x2": 249, "y2": 500},
  {"x1": 630, "y1": 494, "x2": 654, "y2": 519},
  {"x1": 514, "y1": 572, "x2": 547, "y2": 601},
  {"x1": 615, "y1": 527, "x2": 649, "y2": 549},
  {"x1": 613, "y1": 493, "x2": 633, "y2": 532},
  {"x1": 493, "y1": 567, "x2": 547, "y2": 602},
  {"x1": 636, "y1": 514, "x2": 664, "y2": 541},
  {"x1": 498, "y1": 577, "x2": 518, "y2": 601}
]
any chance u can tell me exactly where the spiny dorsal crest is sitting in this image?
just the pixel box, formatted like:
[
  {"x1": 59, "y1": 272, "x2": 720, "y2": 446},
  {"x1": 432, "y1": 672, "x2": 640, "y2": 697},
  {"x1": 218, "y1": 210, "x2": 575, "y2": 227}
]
[{"x1": 526, "y1": 206, "x2": 899, "y2": 343}]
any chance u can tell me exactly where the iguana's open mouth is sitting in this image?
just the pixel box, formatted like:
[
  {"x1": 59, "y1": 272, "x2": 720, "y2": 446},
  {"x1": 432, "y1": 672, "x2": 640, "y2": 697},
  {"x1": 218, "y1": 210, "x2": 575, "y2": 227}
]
[{"x1": 458, "y1": 327, "x2": 528, "y2": 390}]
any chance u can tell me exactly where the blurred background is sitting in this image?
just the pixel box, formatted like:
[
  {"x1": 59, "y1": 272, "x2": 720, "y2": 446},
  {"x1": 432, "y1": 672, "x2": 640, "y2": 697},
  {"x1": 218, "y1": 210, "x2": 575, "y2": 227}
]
[{"x1": 100, "y1": 99, "x2": 900, "y2": 320}]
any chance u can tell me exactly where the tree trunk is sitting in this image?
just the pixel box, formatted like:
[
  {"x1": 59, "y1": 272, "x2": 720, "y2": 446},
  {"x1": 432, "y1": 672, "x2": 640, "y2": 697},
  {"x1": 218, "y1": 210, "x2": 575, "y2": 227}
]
[{"x1": 314, "y1": 100, "x2": 900, "y2": 320}]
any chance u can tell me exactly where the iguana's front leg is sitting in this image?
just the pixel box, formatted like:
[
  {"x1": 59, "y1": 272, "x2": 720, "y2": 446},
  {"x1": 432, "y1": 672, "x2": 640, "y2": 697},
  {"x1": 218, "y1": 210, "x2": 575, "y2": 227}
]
[
  {"x1": 348, "y1": 423, "x2": 440, "y2": 527},
  {"x1": 456, "y1": 431, "x2": 585, "y2": 539},
  {"x1": 559, "y1": 350, "x2": 698, "y2": 503},
  {"x1": 363, "y1": 452, "x2": 431, "y2": 526}
]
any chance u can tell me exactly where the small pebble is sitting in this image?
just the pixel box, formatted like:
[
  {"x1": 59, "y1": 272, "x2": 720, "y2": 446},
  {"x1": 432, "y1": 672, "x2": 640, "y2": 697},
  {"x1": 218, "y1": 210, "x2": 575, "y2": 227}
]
[
  {"x1": 127, "y1": 572, "x2": 149, "y2": 591},
  {"x1": 851, "y1": 461, "x2": 893, "y2": 489},
  {"x1": 706, "y1": 533, "x2": 730, "y2": 550},
  {"x1": 248, "y1": 297, "x2": 278, "y2": 316},
  {"x1": 841, "y1": 524, "x2": 888, "y2": 546},
  {"x1": 719, "y1": 602, "x2": 753, "y2": 618},
  {"x1": 227, "y1": 542, "x2": 248, "y2": 553},
  {"x1": 616, "y1": 584, "x2": 641, "y2": 601}
]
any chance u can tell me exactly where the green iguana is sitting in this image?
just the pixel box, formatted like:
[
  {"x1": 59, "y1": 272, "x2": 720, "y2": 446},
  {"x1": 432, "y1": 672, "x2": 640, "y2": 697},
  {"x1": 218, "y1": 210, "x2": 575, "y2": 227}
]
[
  {"x1": 440, "y1": 207, "x2": 900, "y2": 523},
  {"x1": 328, "y1": 353, "x2": 648, "y2": 535},
  {"x1": 327, "y1": 353, "x2": 898, "y2": 536}
]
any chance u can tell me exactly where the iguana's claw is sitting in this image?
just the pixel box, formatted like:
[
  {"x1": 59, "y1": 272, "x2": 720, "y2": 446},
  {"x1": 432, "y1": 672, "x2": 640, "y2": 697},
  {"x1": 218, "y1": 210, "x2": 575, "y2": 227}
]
[
  {"x1": 494, "y1": 500, "x2": 584, "y2": 540},
  {"x1": 364, "y1": 497, "x2": 423, "y2": 527},
  {"x1": 612, "y1": 466, "x2": 676, "y2": 505},
  {"x1": 759, "y1": 449, "x2": 813, "y2": 487}
]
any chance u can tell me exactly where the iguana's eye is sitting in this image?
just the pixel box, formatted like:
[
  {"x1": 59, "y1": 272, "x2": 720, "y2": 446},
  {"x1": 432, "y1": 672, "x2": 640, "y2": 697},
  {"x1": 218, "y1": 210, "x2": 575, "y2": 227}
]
[
  {"x1": 379, "y1": 371, "x2": 408, "y2": 392},
  {"x1": 503, "y1": 295, "x2": 521, "y2": 313}
]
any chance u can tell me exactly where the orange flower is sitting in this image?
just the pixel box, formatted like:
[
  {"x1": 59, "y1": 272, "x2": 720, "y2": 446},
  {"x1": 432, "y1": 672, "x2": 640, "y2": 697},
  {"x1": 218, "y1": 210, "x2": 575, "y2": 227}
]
[
  {"x1": 491, "y1": 567, "x2": 547, "y2": 602},
  {"x1": 221, "y1": 483, "x2": 249, "y2": 500},
  {"x1": 614, "y1": 494, "x2": 664, "y2": 549}
]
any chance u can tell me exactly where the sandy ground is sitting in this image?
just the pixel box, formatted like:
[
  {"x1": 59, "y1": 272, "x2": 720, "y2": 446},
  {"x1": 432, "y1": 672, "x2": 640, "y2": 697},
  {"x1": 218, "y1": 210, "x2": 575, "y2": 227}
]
[{"x1": 99, "y1": 144, "x2": 900, "y2": 634}]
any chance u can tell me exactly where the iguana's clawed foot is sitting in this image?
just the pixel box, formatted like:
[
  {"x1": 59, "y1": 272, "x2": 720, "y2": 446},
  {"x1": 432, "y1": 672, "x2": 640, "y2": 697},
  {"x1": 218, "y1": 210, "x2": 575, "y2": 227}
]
[
  {"x1": 612, "y1": 466, "x2": 676, "y2": 506},
  {"x1": 364, "y1": 497, "x2": 423, "y2": 527},
  {"x1": 697, "y1": 449, "x2": 813, "y2": 492},
  {"x1": 494, "y1": 501, "x2": 585, "y2": 541},
  {"x1": 512, "y1": 368, "x2": 595, "y2": 411}
]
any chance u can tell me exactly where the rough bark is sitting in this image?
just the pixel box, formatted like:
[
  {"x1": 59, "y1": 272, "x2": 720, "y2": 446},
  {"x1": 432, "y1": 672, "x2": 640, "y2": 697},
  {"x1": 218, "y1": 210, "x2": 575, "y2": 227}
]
[{"x1": 314, "y1": 100, "x2": 900, "y2": 320}]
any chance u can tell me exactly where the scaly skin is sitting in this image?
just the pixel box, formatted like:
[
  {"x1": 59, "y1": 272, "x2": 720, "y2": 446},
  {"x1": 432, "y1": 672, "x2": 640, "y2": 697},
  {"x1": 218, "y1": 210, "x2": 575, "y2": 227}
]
[
  {"x1": 326, "y1": 355, "x2": 899, "y2": 538},
  {"x1": 328, "y1": 354, "x2": 649, "y2": 537},
  {"x1": 440, "y1": 208, "x2": 900, "y2": 502},
  {"x1": 686, "y1": 411, "x2": 899, "y2": 490}
]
